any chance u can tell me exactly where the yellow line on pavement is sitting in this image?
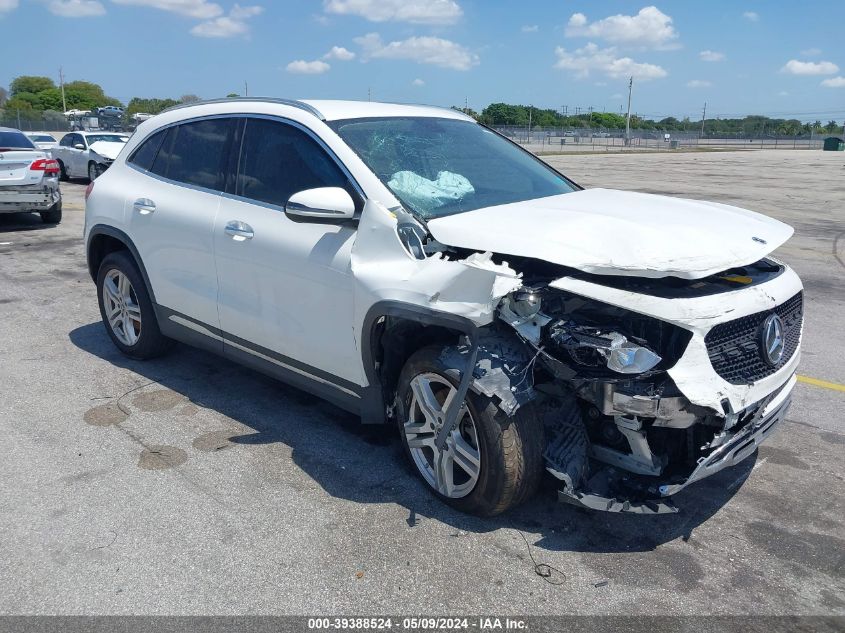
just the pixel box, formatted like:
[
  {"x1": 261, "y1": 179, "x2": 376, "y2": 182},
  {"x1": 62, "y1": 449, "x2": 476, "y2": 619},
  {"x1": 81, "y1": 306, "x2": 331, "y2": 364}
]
[{"x1": 797, "y1": 375, "x2": 845, "y2": 393}]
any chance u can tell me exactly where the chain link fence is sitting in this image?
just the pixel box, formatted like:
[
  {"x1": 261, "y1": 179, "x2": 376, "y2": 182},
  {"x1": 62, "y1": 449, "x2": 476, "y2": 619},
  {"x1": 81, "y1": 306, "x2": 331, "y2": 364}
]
[
  {"x1": 492, "y1": 125, "x2": 826, "y2": 152},
  {"x1": 0, "y1": 110, "x2": 71, "y2": 132}
]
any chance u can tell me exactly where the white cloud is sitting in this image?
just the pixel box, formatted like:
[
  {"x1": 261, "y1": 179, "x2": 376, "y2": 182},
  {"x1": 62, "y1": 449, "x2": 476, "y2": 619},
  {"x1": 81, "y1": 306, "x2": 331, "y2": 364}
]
[
  {"x1": 355, "y1": 33, "x2": 478, "y2": 71},
  {"x1": 286, "y1": 59, "x2": 331, "y2": 74},
  {"x1": 112, "y1": 0, "x2": 222, "y2": 19},
  {"x1": 699, "y1": 50, "x2": 725, "y2": 62},
  {"x1": 742, "y1": 11, "x2": 759, "y2": 21},
  {"x1": 564, "y1": 6, "x2": 679, "y2": 50},
  {"x1": 521, "y1": 25, "x2": 538, "y2": 33},
  {"x1": 412, "y1": 78, "x2": 425, "y2": 86},
  {"x1": 191, "y1": 4, "x2": 262, "y2": 37},
  {"x1": 0, "y1": 0, "x2": 18, "y2": 12},
  {"x1": 687, "y1": 79, "x2": 711, "y2": 88},
  {"x1": 778, "y1": 91, "x2": 789, "y2": 96},
  {"x1": 781, "y1": 59, "x2": 839, "y2": 76},
  {"x1": 800, "y1": 47, "x2": 822, "y2": 57},
  {"x1": 47, "y1": 0, "x2": 105, "y2": 16},
  {"x1": 821, "y1": 76, "x2": 845, "y2": 88},
  {"x1": 324, "y1": 0, "x2": 461, "y2": 25},
  {"x1": 323, "y1": 46, "x2": 356, "y2": 61},
  {"x1": 554, "y1": 42, "x2": 667, "y2": 81}
]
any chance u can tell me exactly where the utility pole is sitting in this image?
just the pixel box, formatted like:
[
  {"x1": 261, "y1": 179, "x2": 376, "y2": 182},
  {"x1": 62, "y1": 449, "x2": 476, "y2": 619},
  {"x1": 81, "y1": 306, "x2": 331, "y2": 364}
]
[
  {"x1": 588, "y1": 106, "x2": 594, "y2": 128},
  {"x1": 527, "y1": 104, "x2": 532, "y2": 141},
  {"x1": 244, "y1": 81, "x2": 248, "y2": 96},
  {"x1": 700, "y1": 102, "x2": 707, "y2": 138},
  {"x1": 368, "y1": 87, "x2": 371, "y2": 102},
  {"x1": 464, "y1": 95, "x2": 468, "y2": 114},
  {"x1": 59, "y1": 66, "x2": 66, "y2": 113},
  {"x1": 625, "y1": 76, "x2": 633, "y2": 146}
]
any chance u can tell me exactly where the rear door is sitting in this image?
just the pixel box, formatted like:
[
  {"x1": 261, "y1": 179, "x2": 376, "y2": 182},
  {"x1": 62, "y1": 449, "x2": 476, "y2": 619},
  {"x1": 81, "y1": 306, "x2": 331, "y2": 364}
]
[{"x1": 123, "y1": 117, "x2": 235, "y2": 331}]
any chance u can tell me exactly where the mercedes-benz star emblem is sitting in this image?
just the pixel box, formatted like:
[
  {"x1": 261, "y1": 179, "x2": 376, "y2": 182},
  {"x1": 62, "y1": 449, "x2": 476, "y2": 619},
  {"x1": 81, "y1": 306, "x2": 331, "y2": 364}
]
[{"x1": 760, "y1": 314, "x2": 785, "y2": 366}]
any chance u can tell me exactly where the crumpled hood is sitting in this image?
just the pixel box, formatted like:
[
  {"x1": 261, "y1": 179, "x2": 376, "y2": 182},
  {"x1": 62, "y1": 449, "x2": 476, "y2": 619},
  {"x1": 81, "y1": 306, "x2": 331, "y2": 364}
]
[
  {"x1": 426, "y1": 188, "x2": 793, "y2": 279},
  {"x1": 88, "y1": 141, "x2": 125, "y2": 160}
]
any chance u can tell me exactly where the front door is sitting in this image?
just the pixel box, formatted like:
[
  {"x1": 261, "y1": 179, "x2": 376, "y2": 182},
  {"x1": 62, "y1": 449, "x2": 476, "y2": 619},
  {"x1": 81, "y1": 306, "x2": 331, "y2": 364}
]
[{"x1": 213, "y1": 117, "x2": 363, "y2": 386}]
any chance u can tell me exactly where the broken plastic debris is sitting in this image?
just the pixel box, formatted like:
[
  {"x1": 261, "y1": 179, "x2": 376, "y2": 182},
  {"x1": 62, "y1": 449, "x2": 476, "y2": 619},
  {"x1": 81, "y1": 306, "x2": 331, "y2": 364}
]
[{"x1": 605, "y1": 333, "x2": 662, "y2": 374}]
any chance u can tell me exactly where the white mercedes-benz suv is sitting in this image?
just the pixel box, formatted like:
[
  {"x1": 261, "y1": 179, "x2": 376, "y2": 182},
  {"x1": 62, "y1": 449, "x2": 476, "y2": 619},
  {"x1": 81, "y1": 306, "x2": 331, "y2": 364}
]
[{"x1": 84, "y1": 98, "x2": 803, "y2": 516}]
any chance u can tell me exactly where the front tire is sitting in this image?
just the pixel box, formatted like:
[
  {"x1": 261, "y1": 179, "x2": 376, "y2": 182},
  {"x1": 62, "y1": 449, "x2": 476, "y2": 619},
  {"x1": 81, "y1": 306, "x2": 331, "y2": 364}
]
[
  {"x1": 40, "y1": 202, "x2": 62, "y2": 224},
  {"x1": 96, "y1": 251, "x2": 170, "y2": 359},
  {"x1": 88, "y1": 161, "x2": 102, "y2": 181},
  {"x1": 396, "y1": 345, "x2": 545, "y2": 516}
]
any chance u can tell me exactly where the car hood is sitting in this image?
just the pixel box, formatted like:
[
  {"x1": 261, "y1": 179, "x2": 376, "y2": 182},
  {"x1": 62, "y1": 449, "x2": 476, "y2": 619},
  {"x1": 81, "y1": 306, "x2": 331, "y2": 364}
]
[
  {"x1": 88, "y1": 141, "x2": 125, "y2": 160},
  {"x1": 426, "y1": 188, "x2": 793, "y2": 279}
]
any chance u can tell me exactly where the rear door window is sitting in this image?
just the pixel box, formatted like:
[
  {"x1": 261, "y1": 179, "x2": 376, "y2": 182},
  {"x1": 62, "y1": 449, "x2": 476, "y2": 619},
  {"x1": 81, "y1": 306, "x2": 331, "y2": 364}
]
[
  {"x1": 236, "y1": 118, "x2": 349, "y2": 208},
  {"x1": 128, "y1": 129, "x2": 166, "y2": 172},
  {"x1": 150, "y1": 118, "x2": 233, "y2": 192}
]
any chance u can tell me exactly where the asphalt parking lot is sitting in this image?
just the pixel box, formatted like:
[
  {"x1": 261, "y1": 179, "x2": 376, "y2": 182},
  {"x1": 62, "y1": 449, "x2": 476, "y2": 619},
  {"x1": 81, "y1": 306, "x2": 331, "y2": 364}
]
[{"x1": 1, "y1": 149, "x2": 843, "y2": 616}]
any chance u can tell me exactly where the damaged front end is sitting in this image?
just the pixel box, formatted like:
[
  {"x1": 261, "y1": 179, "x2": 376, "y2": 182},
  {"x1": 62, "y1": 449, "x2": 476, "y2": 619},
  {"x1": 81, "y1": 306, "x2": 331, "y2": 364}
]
[
  {"x1": 491, "y1": 273, "x2": 799, "y2": 514},
  {"x1": 355, "y1": 199, "x2": 800, "y2": 515}
]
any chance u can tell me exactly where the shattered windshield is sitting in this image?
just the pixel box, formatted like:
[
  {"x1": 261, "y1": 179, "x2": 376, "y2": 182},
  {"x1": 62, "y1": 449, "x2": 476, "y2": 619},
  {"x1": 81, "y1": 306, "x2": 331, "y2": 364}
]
[{"x1": 329, "y1": 117, "x2": 577, "y2": 220}]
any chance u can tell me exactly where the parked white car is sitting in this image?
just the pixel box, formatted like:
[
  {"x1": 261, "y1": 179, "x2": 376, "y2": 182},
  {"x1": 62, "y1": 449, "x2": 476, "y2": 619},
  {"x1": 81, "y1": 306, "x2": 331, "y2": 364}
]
[
  {"x1": 0, "y1": 127, "x2": 62, "y2": 223},
  {"x1": 84, "y1": 99, "x2": 802, "y2": 516},
  {"x1": 25, "y1": 133, "x2": 59, "y2": 151},
  {"x1": 52, "y1": 131, "x2": 128, "y2": 181}
]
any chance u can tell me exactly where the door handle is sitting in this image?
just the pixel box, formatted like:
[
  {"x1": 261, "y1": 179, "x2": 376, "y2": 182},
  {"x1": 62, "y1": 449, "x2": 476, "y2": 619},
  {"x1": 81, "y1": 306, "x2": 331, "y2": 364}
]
[
  {"x1": 224, "y1": 220, "x2": 254, "y2": 241},
  {"x1": 133, "y1": 198, "x2": 156, "y2": 215}
]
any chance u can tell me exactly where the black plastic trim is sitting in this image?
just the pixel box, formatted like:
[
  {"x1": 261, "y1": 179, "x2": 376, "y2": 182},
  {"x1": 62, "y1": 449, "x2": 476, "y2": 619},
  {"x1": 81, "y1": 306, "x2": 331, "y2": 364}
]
[
  {"x1": 86, "y1": 224, "x2": 157, "y2": 304},
  {"x1": 359, "y1": 300, "x2": 479, "y2": 424}
]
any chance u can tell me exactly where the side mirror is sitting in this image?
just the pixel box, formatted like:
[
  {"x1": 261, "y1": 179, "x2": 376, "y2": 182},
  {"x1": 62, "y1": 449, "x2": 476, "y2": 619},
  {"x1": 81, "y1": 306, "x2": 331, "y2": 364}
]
[
  {"x1": 74, "y1": 143, "x2": 85, "y2": 150},
  {"x1": 285, "y1": 187, "x2": 355, "y2": 220}
]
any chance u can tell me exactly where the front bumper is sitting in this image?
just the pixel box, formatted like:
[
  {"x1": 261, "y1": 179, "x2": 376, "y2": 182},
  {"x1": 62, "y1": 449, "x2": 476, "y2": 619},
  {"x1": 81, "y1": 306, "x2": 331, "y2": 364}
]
[
  {"x1": 0, "y1": 186, "x2": 61, "y2": 213},
  {"x1": 556, "y1": 374, "x2": 795, "y2": 514}
]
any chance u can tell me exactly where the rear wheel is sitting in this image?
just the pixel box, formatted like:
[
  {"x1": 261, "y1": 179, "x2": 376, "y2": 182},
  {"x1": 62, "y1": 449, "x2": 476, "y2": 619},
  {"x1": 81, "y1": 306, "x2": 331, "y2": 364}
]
[
  {"x1": 396, "y1": 345, "x2": 545, "y2": 516},
  {"x1": 39, "y1": 202, "x2": 62, "y2": 224},
  {"x1": 96, "y1": 251, "x2": 171, "y2": 359},
  {"x1": 57, "y1": 160, "x2": 68, "y2": 181}
]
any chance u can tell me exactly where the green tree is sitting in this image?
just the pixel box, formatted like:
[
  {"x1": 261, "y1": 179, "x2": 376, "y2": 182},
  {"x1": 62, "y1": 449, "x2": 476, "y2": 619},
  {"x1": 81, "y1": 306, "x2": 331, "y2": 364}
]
[
  {"x1": 0, "y1": 86, "x2": 7, "y2": 106},
  {"x1": 62, "y1": 80, "x2": 122, "y2": 110},
  {"x1": 5, "y1": 96, "x2": 34, "y2": 111},
  {"x1": 10, "y1": 76, "x2": 55, "y2": 96},
  {"x1": 226, "y1": 92, "x2": 240, "y2": 97},
  {"x1": 179, "y1": 94, "x2": 201, "y2": 104},
  {"x1": 125, "y1": 97, "x2": 180, "y2": 116},
  {"x1": 825, "y1": 120, "x2": 839, "y2": 132}
]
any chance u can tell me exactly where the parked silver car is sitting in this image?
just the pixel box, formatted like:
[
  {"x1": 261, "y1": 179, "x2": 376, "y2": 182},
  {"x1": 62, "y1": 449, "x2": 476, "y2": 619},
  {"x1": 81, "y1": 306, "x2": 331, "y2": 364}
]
[
  {"x1": 25, "y1": 133, "x2": 59, "y2": 151},
  {"x1": 0, "y1": 127, "x2": 62, "y2": 224}
]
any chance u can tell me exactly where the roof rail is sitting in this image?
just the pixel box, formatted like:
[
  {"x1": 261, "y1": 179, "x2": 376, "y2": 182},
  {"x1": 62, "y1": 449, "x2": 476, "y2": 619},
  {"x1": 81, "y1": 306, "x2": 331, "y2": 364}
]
[{"x1": 159, "y1": 97, "x2": 324, "y2": 120}]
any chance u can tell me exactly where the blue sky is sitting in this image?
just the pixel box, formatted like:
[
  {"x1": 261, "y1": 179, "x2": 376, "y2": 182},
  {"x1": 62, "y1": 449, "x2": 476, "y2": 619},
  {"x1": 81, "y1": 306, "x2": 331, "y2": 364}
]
[{"x1": 2, "y1": 0, "x2": 844, "y2": 122}]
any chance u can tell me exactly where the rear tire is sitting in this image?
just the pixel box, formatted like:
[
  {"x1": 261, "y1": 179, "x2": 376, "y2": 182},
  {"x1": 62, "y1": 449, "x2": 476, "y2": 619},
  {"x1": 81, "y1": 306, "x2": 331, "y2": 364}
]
[
  {"x1": 40, "y1": 203, "x2": 62, "y2": 224},
  {"x1": 57, "y1": 160, "x2": 68, "y2": 181},
  {"x1": 396, "y1": 345, "x2": 545, "y2": 516},
  {"x1": 96, "y1": 251, "x2": 171, "y2": 359}
]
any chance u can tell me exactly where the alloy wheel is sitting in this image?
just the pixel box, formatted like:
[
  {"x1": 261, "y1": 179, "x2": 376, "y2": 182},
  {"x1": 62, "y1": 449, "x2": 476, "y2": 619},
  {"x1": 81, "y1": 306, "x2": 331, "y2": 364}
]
[
  {"x1": 404, "y1": 372, "x2": 481, "y2": 499},
  {"x1": 102, "y1": 269, "x2": 142, "y2": 346}
]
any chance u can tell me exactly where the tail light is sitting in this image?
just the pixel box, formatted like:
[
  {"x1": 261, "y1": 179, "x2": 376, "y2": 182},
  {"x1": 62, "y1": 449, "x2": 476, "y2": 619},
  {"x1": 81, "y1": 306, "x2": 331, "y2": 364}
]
[
  {"x1": 85, "y1": 181, "x2": 95, "y2": 201},
  {"x1": 30, "y1": 158, "x2": 61, "y2": 175}
]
